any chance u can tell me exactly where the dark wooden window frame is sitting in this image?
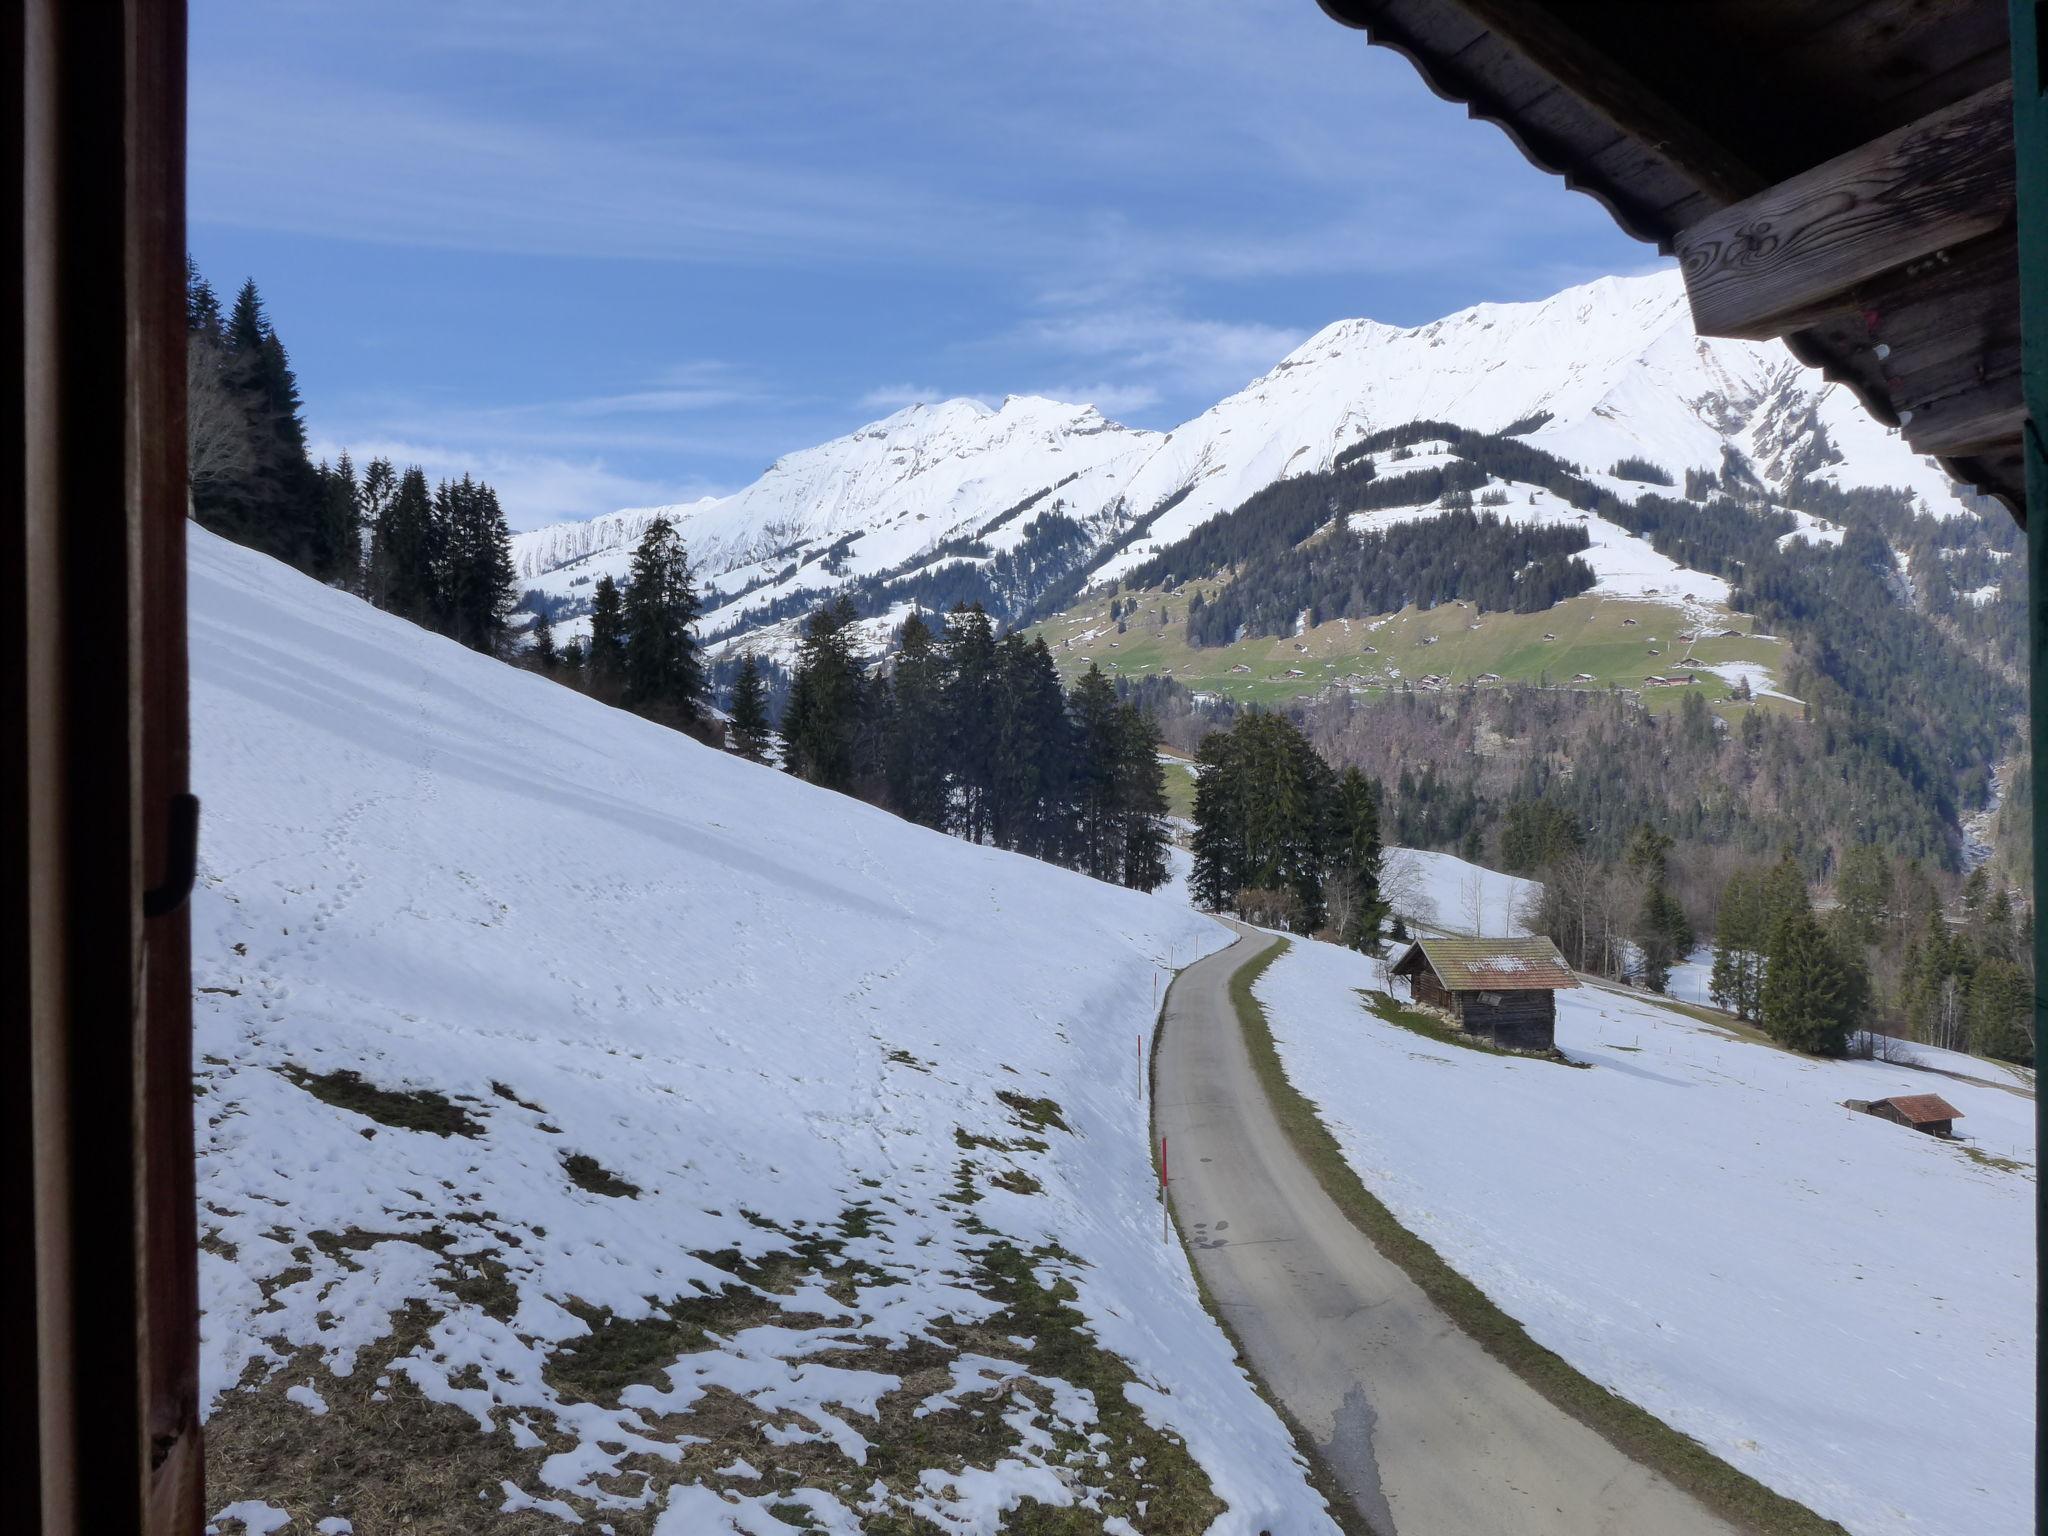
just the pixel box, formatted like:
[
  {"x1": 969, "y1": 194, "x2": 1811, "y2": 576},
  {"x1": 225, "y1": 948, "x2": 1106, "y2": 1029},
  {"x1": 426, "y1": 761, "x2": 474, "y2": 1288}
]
[{"x1": 7, "y1": 3, "x2": 200, "y2": 1533}]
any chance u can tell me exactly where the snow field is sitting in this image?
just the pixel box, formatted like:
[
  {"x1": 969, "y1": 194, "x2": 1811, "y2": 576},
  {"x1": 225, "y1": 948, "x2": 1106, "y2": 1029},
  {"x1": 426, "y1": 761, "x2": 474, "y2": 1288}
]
[
  {"x1": 1381, "y1": 846, "x2": 1540, "y2": 938},
  {"x1": 1255, "y1": 935, "x2": 2034, "y2": 1536},
  {"x1": 190, "y1": 529, "x2": 1335, "y2": 1533}
]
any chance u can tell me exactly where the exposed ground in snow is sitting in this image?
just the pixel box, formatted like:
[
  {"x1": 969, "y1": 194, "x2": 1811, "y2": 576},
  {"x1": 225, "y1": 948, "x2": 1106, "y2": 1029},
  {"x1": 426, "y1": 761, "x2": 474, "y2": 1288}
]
[
  {"x1": 1256, "y1": 937, "x2": 2034, "y2": 1536},
  {"x1": 189, "y1": 529, "x2": 1335, "y2": 1534}
]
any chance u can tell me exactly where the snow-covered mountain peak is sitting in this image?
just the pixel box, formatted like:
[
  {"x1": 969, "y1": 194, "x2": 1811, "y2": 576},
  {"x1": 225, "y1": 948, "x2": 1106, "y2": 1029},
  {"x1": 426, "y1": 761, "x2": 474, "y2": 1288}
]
[{"x1": 514, "y1": 267, "x2": 1980, "y2": 639}]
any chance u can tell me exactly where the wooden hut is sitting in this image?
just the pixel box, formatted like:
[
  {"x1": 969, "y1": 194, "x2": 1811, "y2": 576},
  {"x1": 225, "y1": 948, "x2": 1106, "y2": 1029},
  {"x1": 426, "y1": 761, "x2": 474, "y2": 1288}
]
[
  {"x1": 1390, "y1": 936, "x2": 1578, "y2": 1051},
  {"x1": 1865, "y1": 1094, "x2": 1964, "y2": 1138}
]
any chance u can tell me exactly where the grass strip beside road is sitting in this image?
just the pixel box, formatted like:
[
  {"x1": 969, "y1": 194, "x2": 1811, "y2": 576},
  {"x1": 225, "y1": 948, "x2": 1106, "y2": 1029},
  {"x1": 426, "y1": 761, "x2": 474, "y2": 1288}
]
[{"x1": 1227, "y1": 939, "x2": 1846, "y2": 1536}]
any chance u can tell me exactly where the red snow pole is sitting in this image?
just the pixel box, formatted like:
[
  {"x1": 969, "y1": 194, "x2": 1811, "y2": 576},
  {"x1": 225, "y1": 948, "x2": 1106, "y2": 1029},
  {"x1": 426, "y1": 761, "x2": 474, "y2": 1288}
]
[{"x1": 1159, "y1": 1135, "x2": 1170, "y2": 1242}]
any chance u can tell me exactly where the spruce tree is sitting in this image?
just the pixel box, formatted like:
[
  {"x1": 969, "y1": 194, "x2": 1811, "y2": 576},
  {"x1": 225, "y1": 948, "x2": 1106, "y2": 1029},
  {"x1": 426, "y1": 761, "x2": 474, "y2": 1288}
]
[
  {"x1": 883, "y1": 612, "x2": 950, "y2": 825},
  {"x1": 988, "y1": 635, "x2": 1072, "y2": 859},
  {"x1": 1190, "y1": 728, "x2": 1246, "y2": 911},
  {"x1": 1113, "y1": 702, "x2": 1171, "y2": 893},
  {"x1": 435, "y1": 476, "x2": 515, "y2": 653},
  {"x1": 943, "y1": 605, "x2": 999, "y2": 842},
  {"x1": 780, "y1": 597, "x2": 865, "y2": 790},
  {"x1": 370, "y1": 467, "x2": 438, "y2": 625},
  {"x1": 728, "y1": 653, "x2": 773, "y2": 763},
  {"x1": 1330, "y1": 766, "x2": 1386, "y2": 950},
  {"x1": 586, "y1": 575, "x2": 626, "y2": 698},
  {"x1": 1069, "y1": 664, "x2": 1124, "y2": 880},
  {"x1": 529, "y1": 614, "x2": 558, "y2": 672},
  {"x1": 202, "y1": 278, "x2": 322, "y2": 569},
  {"x1": 186, "y1": 258, "x2": 223, "y2": 338},
  {"x1": 561, "y1": 635, "x2": 588, "y2": 674},
  {"x1": 1762, "y1": 908, "x2": 1853, "y2": 1055},
  {"x1": 619, "y1": 517, "x2": 705, "y2": 722},
  {"x1": 1834, "y1": 845, "x2": 1892, "y2": 947},
  {"x1": 1968, "y1": 958, "x2": 2032, "y2": 1063},
  {"x1": 1710, "y1": 868, "x2": 1766, "y2": 1019},
  {"x1": 316, "y1": 450, "x2": 362, "y2": 589}
]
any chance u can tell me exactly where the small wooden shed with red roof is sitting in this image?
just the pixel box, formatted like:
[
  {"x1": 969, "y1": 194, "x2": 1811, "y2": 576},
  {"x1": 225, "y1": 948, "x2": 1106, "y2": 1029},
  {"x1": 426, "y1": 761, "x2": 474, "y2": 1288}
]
[{"x1": 1865, "y1": 1094, "x2": 1964, "y2": 1139}]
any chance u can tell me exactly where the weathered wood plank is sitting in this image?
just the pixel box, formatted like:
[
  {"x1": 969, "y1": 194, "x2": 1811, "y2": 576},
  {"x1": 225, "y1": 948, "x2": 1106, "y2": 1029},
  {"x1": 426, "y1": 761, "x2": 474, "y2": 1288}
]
[
  {"x1": 1677, "y1": 80, "x2": 2015, "y2": 340},
  {"x1": 1449, "y1": 0, "x2": 1765, "y2": 205},
  {"x1": 1901, "y1": 373, "x2": 2027, "y2": 454}
]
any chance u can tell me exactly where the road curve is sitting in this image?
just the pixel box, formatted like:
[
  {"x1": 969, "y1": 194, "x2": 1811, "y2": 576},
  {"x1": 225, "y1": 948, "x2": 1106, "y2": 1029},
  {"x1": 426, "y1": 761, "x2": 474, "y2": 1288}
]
[{"x1": 1154, "y1": 919, "x2": 1736, "y2": 1536}]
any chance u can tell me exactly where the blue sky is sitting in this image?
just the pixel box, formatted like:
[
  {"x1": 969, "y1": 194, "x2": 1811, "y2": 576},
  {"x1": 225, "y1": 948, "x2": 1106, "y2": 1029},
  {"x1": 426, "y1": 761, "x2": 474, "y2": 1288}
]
[{"x1": 189, "y1": 1, "x2": 1656, "y2": 529}]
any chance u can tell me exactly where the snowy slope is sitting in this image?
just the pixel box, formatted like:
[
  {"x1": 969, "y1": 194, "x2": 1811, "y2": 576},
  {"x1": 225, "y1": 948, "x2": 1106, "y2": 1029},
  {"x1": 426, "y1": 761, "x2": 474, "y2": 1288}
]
[
  {"x1": 1090, "y1": 268, "x2": 1974, "y2": 581},
  {"x1": 514, "y1": 269, "x2": 1977, "y2": 648},
  {"x1": 516, "y1": 396, "x2": 1160, "y2": 638},
  {"x1": 188, "y1": 528, "x2": 1336, "y2": 1533},
  {"x1": 1381, "y1": 846, "x2": 1540, "y2": 938},
  {"x1": 1258, "y1": 936, "x2": 2034, "y2": 1536}
]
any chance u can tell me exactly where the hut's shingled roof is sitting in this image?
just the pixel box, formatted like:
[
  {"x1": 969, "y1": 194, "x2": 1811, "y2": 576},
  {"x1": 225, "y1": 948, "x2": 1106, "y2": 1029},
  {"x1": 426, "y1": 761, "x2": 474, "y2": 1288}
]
[
  {"x1": 1392, "y1": 936, "x2": 1577, "y2": 992},
  {"x1": 1873, "y1": 1093, "x2": 1964, "y2": 1125}
]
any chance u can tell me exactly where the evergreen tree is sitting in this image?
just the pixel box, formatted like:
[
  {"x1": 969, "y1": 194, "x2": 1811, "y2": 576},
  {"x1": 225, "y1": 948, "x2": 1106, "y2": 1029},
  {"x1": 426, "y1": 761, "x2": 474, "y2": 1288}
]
[
  {"x1": 943, "y1": 605, "x2": 999, "y2": 842},
  {"x1": 528, "y1": 614, "x2": 558, "y2": 672},
  {"x1": 1329, "y1": 767, "x2": 1386, "y2": 950},
  {"x1": 221, "y1": 279, "x2": 322, "y2": 566},
  {"x1": 1624, "y1": 825, "x2": 1689, "y2": 992},
  {"x1": 1710, "y1": 867, "x2": 1767, "y2": 1019},
  {"x1": 1833, "y1": 845, "x2": 1893, "y2": 947},
  {"x1": 1762, "y1": 908, "x2": 1854, "y2": 1055},
  {"x1": 1069, "y1": 664, "x2": 1125, "y2": 881},
  {"x1": 561, "y1": 635, "x2": 587, "y2": 674},
  {"x1": 433, "y1": 476, "x2": 515, "y2": 653},
  {"x1": 988, "y1": 634, "x2": 1070, "y2": 856},
  {"x1": 1760, "y1": 853, "x2": 1810, "y2": 945},
  {"x1": 315, "y1": 450, "x2": 362, "y2": 590},
  {"x1": 1189, "y1": 712, "x2": 1332, "y2": 931},
  {"x1": 1113, "y1": 702, "x2": 1172, "y2": 893},
  {"x1": 883, "y1": 612, "x2": 950, "y2": 825},
  {"x1": 728, "y1": 653, "x2": 773, "y2": 764},
  {"x1": 186, "y1": 258, "x2": 223, "y2": 338},
  {"x1": 780, "y1": 597, "x2": 866, "y2": 790},
  {"x1": 586, "y1": 575, "x2": 626, "y2": 697},
  {"x1": 619, "y1": 517, "x2": 705, "y2": 722},
  {"x1": 370, "y1": 467, "x2": 438, "y2": 624},
  {"x1": 1968, "y1": 958, "x2": 2033, "y2": 1063}
]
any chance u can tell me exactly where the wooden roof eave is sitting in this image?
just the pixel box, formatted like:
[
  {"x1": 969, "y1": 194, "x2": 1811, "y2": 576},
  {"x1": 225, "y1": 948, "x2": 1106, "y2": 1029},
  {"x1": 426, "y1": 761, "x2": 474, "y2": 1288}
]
[
  {"x1": 1314, "y1": 0, "x2": 1726, "y2": 253},
  {"x1": 1316, "y1": 0, "x2": 2027, "y2": 521}
]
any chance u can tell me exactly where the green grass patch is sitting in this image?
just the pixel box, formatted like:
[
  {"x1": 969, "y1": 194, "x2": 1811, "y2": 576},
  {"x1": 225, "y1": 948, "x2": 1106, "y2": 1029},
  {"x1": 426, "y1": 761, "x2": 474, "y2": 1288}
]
[
  {"x1": 971, "y1": 1241, "x2": 1224, "y2": 1533},
  {"x1": 1960, "y1": 1145, "x2": 2029, "y2": 1175},
  {"x1": 561, "y1": 1152, "x2": 639, "y2": 1199},
  {"x1": 996, "y1": 1090, "x2": 1069, "y2": 1135},
  {"x1": 1229, "y1": 940, "x2": 1846, "y2": 1536},
  {"x1": 279, "y1": 1066, "x2": 483, "y2": 1138},
  {"x1": 1032, "y1": 583, "x2": 1795, "y2": 717}
]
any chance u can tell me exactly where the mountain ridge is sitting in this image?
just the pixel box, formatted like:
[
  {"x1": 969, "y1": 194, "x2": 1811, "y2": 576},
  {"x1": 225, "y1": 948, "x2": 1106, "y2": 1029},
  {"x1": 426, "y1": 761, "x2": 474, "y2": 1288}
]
[{"x1": 512, "y1": 269, "x2": 1982, "y2": 649}]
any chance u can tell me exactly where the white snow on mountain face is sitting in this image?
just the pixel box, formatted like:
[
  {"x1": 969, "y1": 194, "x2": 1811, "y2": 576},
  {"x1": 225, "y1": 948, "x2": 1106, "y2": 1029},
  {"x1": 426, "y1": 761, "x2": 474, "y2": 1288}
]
[
  {"x1": 1343, "y1": 448, "x2": 1733, "y2": 611},
  {"x1": 188, "y1": 528, "x2": 1332, "y2": 1532},
  {"x1": 512, "y1": 268, "x2": 1978, "y2": 647},
  {"x1": 515, "y1": 396, "x2": 1160, "y2": 635}
]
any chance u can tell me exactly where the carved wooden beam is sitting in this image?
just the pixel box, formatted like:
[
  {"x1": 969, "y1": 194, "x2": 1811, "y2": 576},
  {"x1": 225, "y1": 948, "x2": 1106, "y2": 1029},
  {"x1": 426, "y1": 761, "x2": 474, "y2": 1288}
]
[{"x1": 1677, "y1": 80, "x2": 2015, "y2": 341}]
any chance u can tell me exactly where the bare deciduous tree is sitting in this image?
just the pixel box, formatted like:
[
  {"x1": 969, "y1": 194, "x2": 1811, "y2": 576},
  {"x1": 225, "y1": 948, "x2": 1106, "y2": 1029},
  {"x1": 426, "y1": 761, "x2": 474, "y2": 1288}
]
[
  {"x1": 187, "y1": 336, "x2": 252, "y2": 508},
  {"x1": 1379, "y1": 849, "x2": 1434, "y2": 932}
]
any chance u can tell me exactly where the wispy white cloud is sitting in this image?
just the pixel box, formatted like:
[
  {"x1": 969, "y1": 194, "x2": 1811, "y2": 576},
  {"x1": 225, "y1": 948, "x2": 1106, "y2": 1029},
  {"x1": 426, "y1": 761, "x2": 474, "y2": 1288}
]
[
  {"x1": 311, "y1": 434, "x2": 729, "y2": 531},
  {"x1": 856, "y1": 384, "x2": 960, "y2": 413},
  {"x1": 1001, "y1": 300, "x2": 1306, "y2": 415},
  {"x1": 1020, "y1": 381, "x2": 1163, "y2": 419}
]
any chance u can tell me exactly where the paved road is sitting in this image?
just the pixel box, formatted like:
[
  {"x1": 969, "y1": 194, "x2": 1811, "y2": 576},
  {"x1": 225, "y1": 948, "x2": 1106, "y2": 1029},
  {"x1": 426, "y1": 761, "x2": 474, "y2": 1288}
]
[{"x1": 1154, "y1": 920, "x2": 1736, "y2": 1536}]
